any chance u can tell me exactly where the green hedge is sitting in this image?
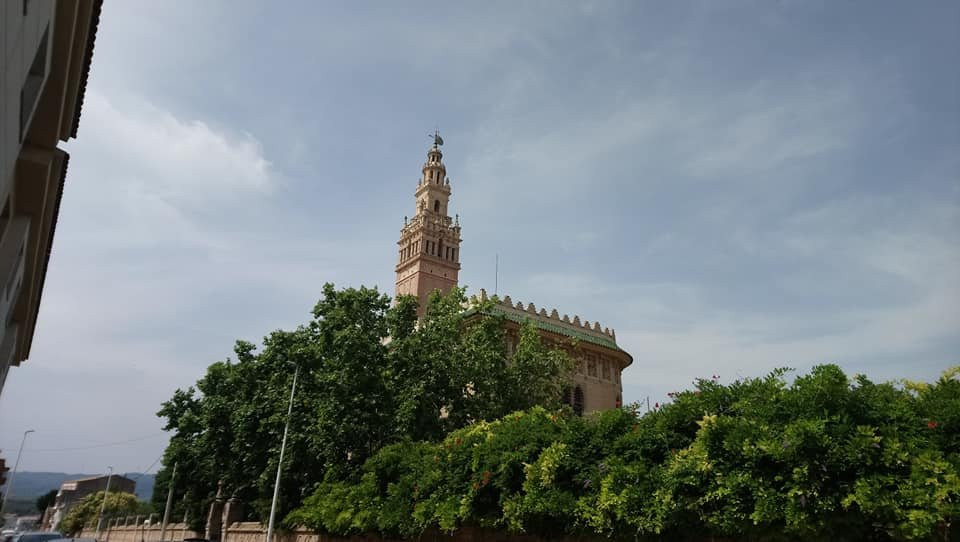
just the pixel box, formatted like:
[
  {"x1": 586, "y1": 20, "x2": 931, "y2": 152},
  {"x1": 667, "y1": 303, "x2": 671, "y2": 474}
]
[{"x1": 287, "y1": 365, "x2": 960, "y2": 541}]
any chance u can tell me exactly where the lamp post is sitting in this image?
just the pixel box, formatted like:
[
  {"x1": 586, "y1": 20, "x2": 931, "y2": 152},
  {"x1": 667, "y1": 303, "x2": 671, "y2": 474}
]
[
  {"x1": 95, "y1": 466, "x2": 114, "y2": 540},
  {"x1": 1, "y1": 429, "x2": 35, "y2": 515},
  {"x1": 159, "y1": 462, "x2": 178, "y2": 542},
  {"x1": 265, "y1": 362, "x2": 299, "y2": 542}
]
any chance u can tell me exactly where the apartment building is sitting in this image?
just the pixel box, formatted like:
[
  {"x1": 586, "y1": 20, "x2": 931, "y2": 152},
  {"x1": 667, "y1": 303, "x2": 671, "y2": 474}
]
[{"x1": 0, "y1": 0, "x2": 102, "y2": 394}]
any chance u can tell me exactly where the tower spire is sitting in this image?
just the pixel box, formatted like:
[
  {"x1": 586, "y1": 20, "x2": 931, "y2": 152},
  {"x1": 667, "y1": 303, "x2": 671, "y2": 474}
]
[{"x1": 395, "y1": 134, "x2": 461, "y2": 315}]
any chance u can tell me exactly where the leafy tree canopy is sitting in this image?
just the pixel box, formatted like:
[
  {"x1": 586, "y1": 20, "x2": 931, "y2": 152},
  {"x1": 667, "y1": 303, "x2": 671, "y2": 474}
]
[
  {"x1": 59, "y1": 491, "x2": 139, "y2": 535},
  {"x1": 36, "y1": 489, "x2": 57, "y2": 513},
  {"x1": 153, "y1": 285, "x2": 573, "y2": 528},
  {"x1": 288, "y1": 365, "x2": 960, "y2": 542}
]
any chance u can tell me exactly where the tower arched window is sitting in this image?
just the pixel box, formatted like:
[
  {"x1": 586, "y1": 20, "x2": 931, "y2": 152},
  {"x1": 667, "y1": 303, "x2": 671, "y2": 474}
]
[
  {"x1": 434, "y1": 200, "x2": 440, "y2": 212},
  {"x1": 573, "y1": 386, "x2": 584, "y2": 417}
]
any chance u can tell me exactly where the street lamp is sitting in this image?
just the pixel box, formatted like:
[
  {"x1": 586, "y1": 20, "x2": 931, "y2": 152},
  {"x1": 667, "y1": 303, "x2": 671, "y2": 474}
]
[
  {"x1": 265, "y1": 361, "x2": 299, "y2": 542},
  {"x1": 0, "y1": 429, "x2": 35, "y2": 515},
  {"x1": 95, "y1": 466, "x2": 114, "y2": 540}
]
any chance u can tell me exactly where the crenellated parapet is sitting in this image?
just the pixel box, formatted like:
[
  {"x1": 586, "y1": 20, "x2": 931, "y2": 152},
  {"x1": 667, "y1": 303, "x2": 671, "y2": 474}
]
[{"x1": 469, "y1": 288, "x2": 618, "y2": 342}]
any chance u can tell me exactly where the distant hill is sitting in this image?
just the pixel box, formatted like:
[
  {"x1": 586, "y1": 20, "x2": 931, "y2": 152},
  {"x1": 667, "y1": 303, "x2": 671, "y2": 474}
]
[{"x1": 0, "y1": 472, "x2": 155, "y2": 501}]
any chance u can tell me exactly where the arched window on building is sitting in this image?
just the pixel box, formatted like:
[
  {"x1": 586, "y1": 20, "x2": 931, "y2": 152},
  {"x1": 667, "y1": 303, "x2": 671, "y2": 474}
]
[
  {"x1": 434, "y1": 200, "x2": 440, "y2": 212},
  {"x1": 573, "y1": 386, "x2": 585, "y2": 417}
]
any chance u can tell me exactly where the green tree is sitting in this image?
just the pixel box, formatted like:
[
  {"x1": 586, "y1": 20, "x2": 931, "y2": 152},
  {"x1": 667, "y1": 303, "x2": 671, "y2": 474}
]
[
  {"x1": 153, "y1": 284, "x2": 575, "y2": 527},
  {"x1": 36, "y1": 489, "x2": 57, "y2": 513},
  {"x1": 289, "y1": 365, "x2": 960, "y2": 541},
  {"x1": 59, "y1": 491, "x2": 139, "y2": 535}
]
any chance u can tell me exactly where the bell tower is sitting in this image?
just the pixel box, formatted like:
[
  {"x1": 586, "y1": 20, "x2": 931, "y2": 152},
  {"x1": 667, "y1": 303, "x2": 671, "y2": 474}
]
[{"x1": 395, "y1": 133, "x2": 462, "y2": 315}]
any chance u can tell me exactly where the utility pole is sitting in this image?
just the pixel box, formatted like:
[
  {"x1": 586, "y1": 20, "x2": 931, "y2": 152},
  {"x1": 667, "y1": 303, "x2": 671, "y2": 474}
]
[
  {"x1": 1, "y1": 429, "x2": 34, "y2": 516},
  {"x1": 160, "y1": 462, "x2": 178, "y2": 541},
  {"x1": 95, "y1": 466, "x2": 114, "y2": 540},
  {"x1": 266, "y1": 362, "x2": 299, "y2": 542}
]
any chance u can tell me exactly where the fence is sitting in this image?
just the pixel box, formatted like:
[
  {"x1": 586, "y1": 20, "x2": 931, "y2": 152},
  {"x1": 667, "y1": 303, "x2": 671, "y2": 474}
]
[{"x1": 79, "y1": 522, "x2": 603, "y2": 542}]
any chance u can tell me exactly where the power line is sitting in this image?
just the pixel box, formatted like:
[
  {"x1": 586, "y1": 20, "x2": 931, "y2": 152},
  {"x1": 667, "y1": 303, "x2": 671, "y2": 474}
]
[
  {"x1": 7, "y1": 433, "x2": 167, "y2": 453},
  {"x1": 129, "y1": 453, "x2": 164, "y2": 479}
]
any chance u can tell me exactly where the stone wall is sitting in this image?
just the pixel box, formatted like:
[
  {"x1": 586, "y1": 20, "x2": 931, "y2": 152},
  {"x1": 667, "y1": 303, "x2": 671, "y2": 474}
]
[
  {"x1": 81, "y1": 523, "x2": 201, "y2": 542},
  {"x1": 80, "y1": 523, "x2": 600, "y2": 542}
]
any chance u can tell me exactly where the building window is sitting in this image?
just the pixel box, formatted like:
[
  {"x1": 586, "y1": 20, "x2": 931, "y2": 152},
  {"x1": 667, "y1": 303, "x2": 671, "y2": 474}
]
[
  {"x1": 573, "y1": 386, "x2": 584, "y2": 416},
  {"x1": 588, "y1": 359, "x2": 597, "y2": 377},
  {"x1": 602, "y1": 361, "x2": 611, "y2": 380},
  {"x1": 434, "y1": 200, "x2": 440, "y2": 212},
  {"x1": 20, "y1": 25, "x2": 49, "y2": 141}
]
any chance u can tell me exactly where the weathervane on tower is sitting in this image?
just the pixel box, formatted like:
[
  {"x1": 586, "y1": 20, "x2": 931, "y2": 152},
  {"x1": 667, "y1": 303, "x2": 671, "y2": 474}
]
[{"x1": 429, "y1": 128, "x2": 443, "y2": 147}]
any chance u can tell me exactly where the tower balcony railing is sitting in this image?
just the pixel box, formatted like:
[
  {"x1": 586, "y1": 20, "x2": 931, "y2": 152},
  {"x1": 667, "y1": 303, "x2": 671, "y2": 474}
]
[{"x1": 402, "y1": 214, "x2": 460, "y2": 235}]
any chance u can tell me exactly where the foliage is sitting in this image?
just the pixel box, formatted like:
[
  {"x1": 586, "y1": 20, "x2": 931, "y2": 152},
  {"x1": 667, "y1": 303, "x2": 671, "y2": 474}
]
[
  {"x1": 153, "y1": 284, "x2": 573, "y2": 527},
  {"x1": 59, "y1": 491, "x2": 139, "y2": 535},
  {"x1": 289, "y1": 365, "x2": 960, "y2": 541},
  {"x1": 36, "y1": 489, "x2": 57, "y2": 513}
]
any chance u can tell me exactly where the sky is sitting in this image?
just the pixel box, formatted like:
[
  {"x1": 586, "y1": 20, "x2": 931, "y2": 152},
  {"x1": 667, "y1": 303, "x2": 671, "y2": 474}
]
[{"x1": 1, "y1": 0, "x2": 958, "y2": 475}]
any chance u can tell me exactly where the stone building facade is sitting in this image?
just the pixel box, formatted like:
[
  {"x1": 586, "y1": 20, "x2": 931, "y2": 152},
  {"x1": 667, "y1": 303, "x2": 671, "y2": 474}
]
[{"x1": 395, "y1": 138, "x2": 631, "y2": 413}]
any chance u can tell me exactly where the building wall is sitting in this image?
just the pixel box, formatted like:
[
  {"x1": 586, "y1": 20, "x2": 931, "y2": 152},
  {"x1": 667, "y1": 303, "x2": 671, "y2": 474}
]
[
  {"x1": 395, "y1": 259, "x2": 459, "y2": 312},
  {"x1": 2, "y1": 0, "x2": 56, "y2": 197},
  {"x1": 503, "y1": 321, "x2": 627, "y2": 413},
  {"x1": 0, "y1": 0, "x2": 100, "y2": 395}
]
